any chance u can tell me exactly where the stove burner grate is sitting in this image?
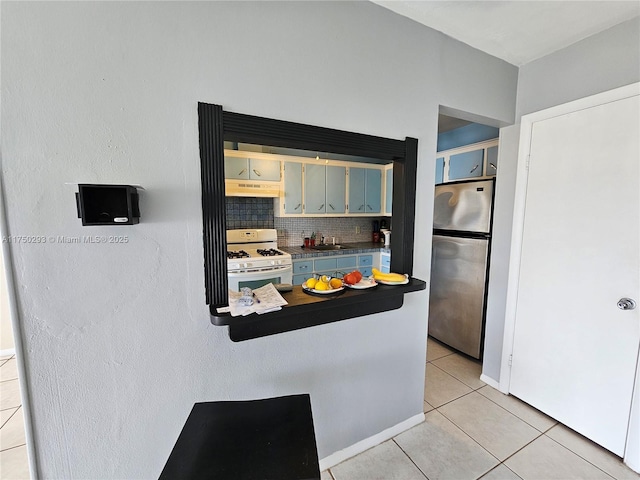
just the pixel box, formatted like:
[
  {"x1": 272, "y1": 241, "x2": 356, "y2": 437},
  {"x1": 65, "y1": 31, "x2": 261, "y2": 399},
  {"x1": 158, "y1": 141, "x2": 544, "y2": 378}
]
[
  {"x1": 257, "y1": 248, "x2": 283, "y2": 257},
  {"x1": 227, "y1": 250, "x2": 250, "y2": 259}
]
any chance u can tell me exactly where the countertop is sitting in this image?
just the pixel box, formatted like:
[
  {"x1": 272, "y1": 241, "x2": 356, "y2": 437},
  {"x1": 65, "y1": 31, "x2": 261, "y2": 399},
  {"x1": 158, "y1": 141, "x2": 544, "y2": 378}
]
[
  {"x1": 211, "y1": 277, "x2": 427, "y2": 341},
  {"x1": 280, "y1": 242, "x2": 391, "y2": 259}
]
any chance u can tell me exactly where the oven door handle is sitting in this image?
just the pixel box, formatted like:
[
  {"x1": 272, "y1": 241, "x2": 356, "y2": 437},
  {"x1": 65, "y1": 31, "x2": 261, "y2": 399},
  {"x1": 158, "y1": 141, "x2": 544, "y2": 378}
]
[{"x1": 227, "y1": 265, "x2": 292, "y2": 276}]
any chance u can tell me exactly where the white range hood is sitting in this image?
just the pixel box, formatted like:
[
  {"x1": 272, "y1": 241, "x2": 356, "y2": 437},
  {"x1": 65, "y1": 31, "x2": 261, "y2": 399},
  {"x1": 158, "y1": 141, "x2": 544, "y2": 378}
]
[{"x1": 225, "y1": 179, "x2": 281, "y2": 198}]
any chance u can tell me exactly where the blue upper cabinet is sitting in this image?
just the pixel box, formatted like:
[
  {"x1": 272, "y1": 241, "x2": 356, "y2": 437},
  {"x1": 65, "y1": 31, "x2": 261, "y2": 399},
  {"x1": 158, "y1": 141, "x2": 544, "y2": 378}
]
[
  {"x1": 486, "y1": 146, "x2": 498, "y2": 176},
  {"x1": 305, "y1": 164, "x2": 327, "y2": 213},
  {"x1": 435, "y1": 157, "x2": 445, "y2": 184},
  {"x1": 326, "y1": 166, "x2": 346, "y2": 214},
  {"x1": 448, "y1": 149, "x2": 484, "y2": 180},
  {"x1": 348, "y1": 167, "x2": 381, "y2": 214},
  {"x1": 435, "y1": 124, "x2": 499, "y2": 184},
  {"x1": 249, "y1": 158, "x2": 281, "y2": 181},
  {"x1": 366, "y1": 169, "x2": 382, "y2": 213},
  {"x1": 304, "y1": 165, "x2": 346, "y2": 214},
  {"x1": 225, "y1": 157, "x2": 280, "y2": 181},
  {"x1": 225, "y1": 157, "x2": 250, "y2": 179},
  {"x1": 283, "y1": 162, "x2": 303, "y2": 214},
  {"x1": 348, "y1": 167, "x2": 366, "y2": 213},
  {"x1": 384, "y1": 167, "x2": 393, "y2": 215}
]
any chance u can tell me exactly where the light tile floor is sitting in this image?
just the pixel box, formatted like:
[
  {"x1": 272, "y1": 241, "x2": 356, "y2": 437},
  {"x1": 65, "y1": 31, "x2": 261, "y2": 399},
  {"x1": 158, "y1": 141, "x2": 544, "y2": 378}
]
[
  {"x1": 0, "y1": 354, "x2": 29, "y2": 480},
  {"x1": 2, "y1": 343, "x2": 639, "y2": 480},
  {"x1": 322, "y1": 337, "x2": 640, "y2": 480}
]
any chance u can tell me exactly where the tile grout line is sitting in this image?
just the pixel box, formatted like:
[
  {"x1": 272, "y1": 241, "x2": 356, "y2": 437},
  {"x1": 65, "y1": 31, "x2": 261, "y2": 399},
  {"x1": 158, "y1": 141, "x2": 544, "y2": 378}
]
[
  {"x1": 0, "y1": 406, "x2": 20, "y2": 430},
  {"x1": 432, "y1": 406, "x2": 505, "y2": 466},
  {"x1": 474, "y1": 386, "x2": 559, "y2": 434},
  {"x1": 0, "y1": 443, "x2": 27, "y2": 454},
  {"x1": 391, "y1": 437, "x2": 431, "y2": 480},
  {"x1": 542, "y1": 433, "x2": 618, "y2": 480}
]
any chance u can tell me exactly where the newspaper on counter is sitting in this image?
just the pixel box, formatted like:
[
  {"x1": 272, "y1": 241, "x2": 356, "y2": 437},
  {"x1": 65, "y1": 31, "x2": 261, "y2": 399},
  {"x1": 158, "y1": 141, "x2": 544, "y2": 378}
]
[{"x1": 222, "y1": 283, "x2": 288, "y2": 317}]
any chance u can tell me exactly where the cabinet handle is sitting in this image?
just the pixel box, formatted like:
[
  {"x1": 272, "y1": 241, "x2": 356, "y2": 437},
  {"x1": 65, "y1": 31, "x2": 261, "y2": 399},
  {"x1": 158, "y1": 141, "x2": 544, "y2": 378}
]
[
  {"x1": 359, "y1": 205, "x2": 364, "y2": 211},
  {"x1": 366, "y1": 204, "x2": 373, "y2": 211},
  {"x1": 253, "y1": 169, "x2": 261, "y2": 177},
  {"x1": 489, "y1": 163, "x2": 497, "y2": 170},
  {"x1": 295, "y1": 203, "x2": 301, "y2": 211},
  {"x1": 470, "y1": 164, "x2": 479, "y2": 174},
  {"x1": 301, "y1": 265, "x2": 308, "y2": 269},
  {"x1": 329, "y1": 204, "x2": 335, "y2": 210},
  {"x1": 238, "y1": 168, "x2": 247, "y2": 176},
  {"x1": 318, "y1": 204, "x2": 325, "y2": 211}
]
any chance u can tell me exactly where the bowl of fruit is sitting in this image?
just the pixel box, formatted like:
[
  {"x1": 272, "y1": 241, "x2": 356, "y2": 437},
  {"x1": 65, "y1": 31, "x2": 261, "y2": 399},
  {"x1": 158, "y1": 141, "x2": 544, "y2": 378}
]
[
  {"x1": 302, "y1": 275, "x2": 345, "y2": 295},
  {"x1": 342, "y1": 270, "x2": 378, "y2": 289}
]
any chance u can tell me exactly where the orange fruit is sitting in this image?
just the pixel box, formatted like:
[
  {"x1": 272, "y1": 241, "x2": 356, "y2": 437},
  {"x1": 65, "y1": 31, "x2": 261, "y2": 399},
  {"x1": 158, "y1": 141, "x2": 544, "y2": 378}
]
[{"x1": 330, "y1": 278, "x2": 343, "y2": 289}]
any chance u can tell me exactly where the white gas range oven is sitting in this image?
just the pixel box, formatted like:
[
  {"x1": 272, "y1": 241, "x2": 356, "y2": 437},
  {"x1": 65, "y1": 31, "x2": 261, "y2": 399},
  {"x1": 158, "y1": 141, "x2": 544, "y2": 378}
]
[{"x1": 226, "y1": 229, "x2": 293, "y2": 291}]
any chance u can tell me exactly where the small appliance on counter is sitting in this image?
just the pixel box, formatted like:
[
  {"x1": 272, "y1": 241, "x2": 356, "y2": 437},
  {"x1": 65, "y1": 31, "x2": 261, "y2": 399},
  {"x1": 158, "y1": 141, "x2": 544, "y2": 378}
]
[
  {"x1": 381, "y1": 229, "x2": 391, "y2": 246},
  {"x1": 372, "y1": 220, "x2": 379, "y2": 243}
]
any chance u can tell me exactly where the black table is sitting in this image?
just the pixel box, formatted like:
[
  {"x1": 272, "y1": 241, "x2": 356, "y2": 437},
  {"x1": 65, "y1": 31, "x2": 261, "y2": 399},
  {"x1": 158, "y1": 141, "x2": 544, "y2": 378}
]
[{"x1": 160, "y1": 394, "x2": 320, "y2": 480}]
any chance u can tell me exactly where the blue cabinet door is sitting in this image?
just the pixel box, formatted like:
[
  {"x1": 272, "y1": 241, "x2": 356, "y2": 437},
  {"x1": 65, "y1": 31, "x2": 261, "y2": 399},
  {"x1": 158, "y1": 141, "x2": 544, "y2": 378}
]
[
  {"x1": 225, "y1": 157, "x2": 250, "y2": 179},
  {"x1": 284, "y1": 162, "x2": 303, "y2": 214},
  {"x1": 385, "y1": 167, "x2": 393, "y2": 214},
  {"x1": 326, "y1": 166, "x2": 346, "y2": 214},
  {"x1": 249, "y1": 158, "x2": 280, "y2": 181},
  {"x1": 449, "y1": 150, "x2": 484, "y2": 180},
  {"x1": 348, "y1": 167, "x2": 366, "y2": 214},
  {"x1": 435, "y1": 157, "x2": 445, "y2": 184},
  {"x1": 486, "y1": 146, "x2": 498, "y2": 176},
  {"x1": 365, "y1": 169, "x2": 382, "y2": 213},
  {"x1": 305, "y1": 164, "x2": 327, "y2": 213},
  {"x1": 336, "y1": 256, "x2": 357, "y2": 269}
]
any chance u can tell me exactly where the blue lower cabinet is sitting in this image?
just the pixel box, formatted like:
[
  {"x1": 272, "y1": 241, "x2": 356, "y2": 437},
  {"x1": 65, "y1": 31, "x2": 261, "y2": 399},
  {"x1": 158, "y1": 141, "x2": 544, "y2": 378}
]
[
  {"x1": 358, "y1": 255, "x2": 373, "y2": 267},
  {"x1": 314, "y1": 258, "x2": 337, "y2": 272},
  {"x1": 381, "y1": 254, "x2": 391, "y2": 273},
  {"x1": 360, "y1": 267, "x2": 373, "y2": 277},
  {"x1": 293, "y1": 274, "x2": 308, "y2": 286},
  {"x1": 293, "y1": 260, "x2": 313, "y2": 275},
  {"x1": 336, "y1": 256, "x2": 357, "y2": 269}
]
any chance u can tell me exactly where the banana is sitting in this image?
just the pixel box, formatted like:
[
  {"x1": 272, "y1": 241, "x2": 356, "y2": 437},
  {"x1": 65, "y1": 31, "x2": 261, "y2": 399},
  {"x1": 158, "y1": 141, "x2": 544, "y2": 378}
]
[{"x1": 371, "y1": 268, "x2": 407, "y2": 282}]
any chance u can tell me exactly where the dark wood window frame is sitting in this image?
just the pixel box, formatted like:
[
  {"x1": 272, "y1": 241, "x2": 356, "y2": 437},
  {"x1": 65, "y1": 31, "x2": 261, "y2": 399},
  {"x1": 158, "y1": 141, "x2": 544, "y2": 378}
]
[{"x1": 198, "y1": 102, "x2": 424, "y2": 340}]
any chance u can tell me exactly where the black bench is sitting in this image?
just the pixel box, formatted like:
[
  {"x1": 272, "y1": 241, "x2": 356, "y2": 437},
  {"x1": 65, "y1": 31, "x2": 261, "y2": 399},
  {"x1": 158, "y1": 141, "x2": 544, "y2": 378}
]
[{"x1": 160, "y1": 394, "x2": 320, "y2": 479}]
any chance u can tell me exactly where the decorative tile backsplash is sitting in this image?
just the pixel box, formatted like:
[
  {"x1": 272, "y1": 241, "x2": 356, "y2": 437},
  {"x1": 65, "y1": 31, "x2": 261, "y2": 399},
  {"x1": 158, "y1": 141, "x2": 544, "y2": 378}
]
[
  {"x1": 225, "y1": 197, "x2": 274, "y2": 229},
  {"x1": 274, "y1": 217, "x2": 386, "y2": 247},
  {"x1": 225, "y1": 198, "x2": 391, "y2": 247}
]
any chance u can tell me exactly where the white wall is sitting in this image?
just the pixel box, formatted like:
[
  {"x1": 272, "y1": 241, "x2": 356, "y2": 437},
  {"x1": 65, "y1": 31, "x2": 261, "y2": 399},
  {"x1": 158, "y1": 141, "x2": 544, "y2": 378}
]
[
  {"x1": 481, "y1": 16, "x2": 640, "y2": 386},
  {"x1": 482, "y1": 125, "x2": 519, "y2": 384},
  {"x1": 516, "y1": 17, "x2": 640, "y2": 119},
  {"x1": 0, "y1": 2, "x2": 517, "y2": 477}
]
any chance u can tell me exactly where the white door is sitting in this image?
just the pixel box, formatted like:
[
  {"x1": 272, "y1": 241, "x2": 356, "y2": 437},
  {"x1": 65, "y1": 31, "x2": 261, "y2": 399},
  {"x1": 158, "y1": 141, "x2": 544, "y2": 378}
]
[{"x1": 509, "y1": 94, "x2": 640, "y2": 456}]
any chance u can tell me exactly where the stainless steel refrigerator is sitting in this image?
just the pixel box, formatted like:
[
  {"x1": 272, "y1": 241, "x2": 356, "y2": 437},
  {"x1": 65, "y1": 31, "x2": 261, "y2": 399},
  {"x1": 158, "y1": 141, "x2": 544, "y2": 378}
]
[{"x1": 429, "y1": 178, "x2": 495, "y2": 359}]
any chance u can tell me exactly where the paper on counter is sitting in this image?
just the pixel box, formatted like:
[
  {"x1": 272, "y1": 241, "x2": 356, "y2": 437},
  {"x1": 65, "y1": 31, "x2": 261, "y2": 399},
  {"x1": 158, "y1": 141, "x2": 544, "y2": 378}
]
[{"x1": 227, "y1": 283, "x2": 288, "y2": 317}]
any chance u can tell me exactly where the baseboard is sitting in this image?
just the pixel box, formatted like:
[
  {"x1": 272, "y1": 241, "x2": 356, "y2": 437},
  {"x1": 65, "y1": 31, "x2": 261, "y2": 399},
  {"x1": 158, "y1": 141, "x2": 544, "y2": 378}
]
[
  {"x1": 318, "y1": 412, "x2": 425, "y2": 471},
  {"x1": 480, "y1": 373, "x2": 501, "y2": 390},
  {"x1": 0, "y1": 348, "x2": 16, "y2": 357}
]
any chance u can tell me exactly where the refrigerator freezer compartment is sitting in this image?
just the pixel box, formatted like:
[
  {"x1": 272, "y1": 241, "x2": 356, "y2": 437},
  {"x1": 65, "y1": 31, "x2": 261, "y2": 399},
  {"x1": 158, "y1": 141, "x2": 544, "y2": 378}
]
[{"x1": 433, "y1": 179, "x2": 494, "y2": 234}]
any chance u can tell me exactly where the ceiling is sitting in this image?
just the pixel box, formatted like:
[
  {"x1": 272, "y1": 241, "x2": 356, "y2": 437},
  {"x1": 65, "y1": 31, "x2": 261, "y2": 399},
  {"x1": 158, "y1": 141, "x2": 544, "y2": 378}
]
[{"x1": 371, "y1": 1, "x2": 640, "y2": 66}]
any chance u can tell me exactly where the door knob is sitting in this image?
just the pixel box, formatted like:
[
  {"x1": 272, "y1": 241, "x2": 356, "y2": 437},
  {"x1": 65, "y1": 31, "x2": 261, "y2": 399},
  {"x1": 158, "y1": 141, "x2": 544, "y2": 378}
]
[{"x1": 617, "y1": 298, "x2": 637, "y2": 310}]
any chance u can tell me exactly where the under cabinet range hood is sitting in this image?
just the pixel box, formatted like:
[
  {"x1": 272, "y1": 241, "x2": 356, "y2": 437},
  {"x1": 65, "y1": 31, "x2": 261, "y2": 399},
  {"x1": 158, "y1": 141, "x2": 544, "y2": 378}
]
[{"x1": 225, "y1": 179, "x2": 281, "y2": 197}]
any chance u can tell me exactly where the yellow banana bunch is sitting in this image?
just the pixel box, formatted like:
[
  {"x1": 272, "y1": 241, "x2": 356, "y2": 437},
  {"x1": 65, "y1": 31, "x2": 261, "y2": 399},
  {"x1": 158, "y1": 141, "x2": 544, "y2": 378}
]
[{"x1": 371, "y1": 268, "x2": 407, "y2": 283}]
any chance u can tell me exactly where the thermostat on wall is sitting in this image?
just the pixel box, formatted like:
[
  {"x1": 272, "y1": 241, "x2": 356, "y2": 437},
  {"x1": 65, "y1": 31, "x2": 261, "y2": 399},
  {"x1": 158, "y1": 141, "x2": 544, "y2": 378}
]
[{"x1": 75, "y1": 184, "x2": 141, "y2": 226}]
